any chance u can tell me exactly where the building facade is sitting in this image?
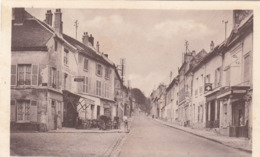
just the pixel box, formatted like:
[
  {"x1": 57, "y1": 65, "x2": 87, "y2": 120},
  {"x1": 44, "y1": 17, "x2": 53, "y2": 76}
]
[{"x1": 11, "y1": 8, "x2": 128, "y2": 131}]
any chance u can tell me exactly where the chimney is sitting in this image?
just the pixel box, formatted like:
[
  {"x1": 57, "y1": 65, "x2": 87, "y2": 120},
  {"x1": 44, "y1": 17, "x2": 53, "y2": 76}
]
[
  {"x1": 210, "y1": 41, "x2": 214, "y2": 51},
  {"x1": 82, "y1": 32, "x2": 89, "y2": 46},
  {"x1": 13, "y1": 8, "x2": 25, "y2": 24},
  {"x1": 96, "y1": 41, "x2": 100, "y2": 52},
  {"x1": 104, "y1": 54, "x2": 108, "y2": 58},
  {"x1": 191, "y1": 50, "x2": 196, "y2": 56},
  {"x1": 89, "y1": 34, "x2": 94, "y2": 46},
  {"x1": 54, "y1": 9, "x2": 63, "y2": 34},
  {"x1": 45, "y1": 10, "x2": 53, "y2": 26}
]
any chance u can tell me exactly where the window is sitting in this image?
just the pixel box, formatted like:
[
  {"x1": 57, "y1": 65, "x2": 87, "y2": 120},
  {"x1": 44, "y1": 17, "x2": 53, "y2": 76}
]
[
  {"x1": 84, "y1": 58, "x2": 88, "y2": 71},
  {"x1": 96, "y1": 64, "x2": 102, "y2": 76},
  {"x1": 64, "y1": 73, "x2": 68, "y2": 89},
  {"x1": 225, "y1": 67, "x2": 230, "y2": 86},
  {"x1": 105, "y1": 67, "x2": 110, "y2": 79},
  {"x1": 64, "y1": 49, "x2": 69, "y2": 65},
  {"x1": 55, "y1": 40, "x2": 58, "y2": 51},
  {"x1": 244, "y1": 54, "x2": 250, "y2": 83},
  {"x1": 215, "y1": 67, "x2": 222, "y2": 88},
  {"x1": 205, "y1": 74, "x2": 210, "y2": 83},
  {"x1": 105, "y1": 83, "x2": 110, "y2": 98},
  {"x1": 18, "y1": 65, "x2": 31, "y2": 85},
  {"x1": 83, "y1": 77, "x2": 89, "y2": 93},
  {"x1": 96, "y1": 80, "x2": 101, "y2": 96},
  {"x1": 50, "y1": 67, "x2": 57, "y2": 88},
  {"x1": 17, "y1": 100, "x2": 30, "y2": 121}
]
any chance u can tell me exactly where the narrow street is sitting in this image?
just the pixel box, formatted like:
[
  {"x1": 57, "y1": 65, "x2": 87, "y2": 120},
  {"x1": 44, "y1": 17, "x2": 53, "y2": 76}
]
[
  {"x1": 10, "y1": 132, "x2": 124, "y2": 157},
  {"x1": 119, "y1": 114, "x2": 251, "y2": 157}
]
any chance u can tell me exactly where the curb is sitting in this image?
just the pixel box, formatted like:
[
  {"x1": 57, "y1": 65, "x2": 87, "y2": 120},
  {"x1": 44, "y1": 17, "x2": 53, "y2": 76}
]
[{"x1": 154, "y1": 119, "x2": 252, "y2": 154}]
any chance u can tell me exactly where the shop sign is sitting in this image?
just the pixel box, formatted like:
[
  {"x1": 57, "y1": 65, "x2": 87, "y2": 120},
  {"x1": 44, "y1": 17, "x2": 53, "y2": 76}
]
[
  {"x1": 74, "y1": 76, "x2": 85, "y2": 82},
  {"x1": 205, "y1": 83, "x2": 213, "y2": 92},
  {"x1": 232, "y1": 90, "x2": 247, "y2": 94}
]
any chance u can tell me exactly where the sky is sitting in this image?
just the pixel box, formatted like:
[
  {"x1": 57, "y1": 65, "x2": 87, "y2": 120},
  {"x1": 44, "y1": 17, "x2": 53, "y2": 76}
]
[{"x1": 26, "y1": 8, "x2": 233, "y2": 96}]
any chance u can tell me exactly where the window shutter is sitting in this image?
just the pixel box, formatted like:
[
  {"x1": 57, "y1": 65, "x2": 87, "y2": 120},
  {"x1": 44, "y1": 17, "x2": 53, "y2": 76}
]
[
  {"x1": 32, "y1": 65, "x2": 38, "y2": 85},
  {"x1": 48, "y1": 65, "x2": 52, "y2": 87},
  {"x1": 83, "y1": 77, "x2": 86, "y2": 93},
  {"x1": 59, "y1": 71, "x2": 62, "y2": 89},
  {"x1": 56, "y1": 71, "x2": 59, "y2": 89},
  {"x1": 215, "y1": 69, "x2": 217, "y2": 88},
  {"x1": 68, "y1": 75, "x2": 72, "y2": 90},
  {"x1": 30, "y1": 101, "x2": 38, "y2": 122},
  {"x1": 88, "y1": 77, "x2": 91, "y2": 94},
  {"x1": 11, "y1": 65, "x2": 17, "y2": 86},
  {"x1": 102, "y1": 82, "x2": 105, "y2": 97},
  {"x1": 219, "y1": 67, "x2": 222, "y2": 86},
  {"x1": 10, "y1": 100, "x2": 16, "y2": 121}
]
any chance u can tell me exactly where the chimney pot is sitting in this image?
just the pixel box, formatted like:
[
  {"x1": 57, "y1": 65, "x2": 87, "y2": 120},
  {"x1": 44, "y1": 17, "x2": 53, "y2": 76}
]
[
  {"x1": 54, "y1": 8, "x2": 63, "y2": 34},
  {"x1": 45, "y1": 10, "x2": 53, "y2": 26},
  {"x1": 89, "y1": 34, "x2": 94, "y2": 46},
  {"x1": 96, "y1": 41, "x2": 100, "y2": 52},
  {"x1": 82, "y1": 32, "x2": 89, "y2": 46},
  {"x1": 210, "y1": 41, "x2": 214, "y2": 51},
  {"x1": 13, "y1": 8, "x2": 25, "y2": 24}
]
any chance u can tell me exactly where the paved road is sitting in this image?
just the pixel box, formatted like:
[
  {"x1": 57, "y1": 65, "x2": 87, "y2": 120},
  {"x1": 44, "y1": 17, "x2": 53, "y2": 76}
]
[
  {"x1": 119, "y1": 115, "x2": 251, "y2": 157},
  {"x1": 11, "y1": 132, "x2": 124, "y2": 157}
]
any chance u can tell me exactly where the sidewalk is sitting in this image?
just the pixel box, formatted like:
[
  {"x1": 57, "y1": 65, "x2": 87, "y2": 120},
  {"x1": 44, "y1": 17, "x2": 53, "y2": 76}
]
[{"x1": 154, "y1": 118, "x2": 252, "y2": 153}]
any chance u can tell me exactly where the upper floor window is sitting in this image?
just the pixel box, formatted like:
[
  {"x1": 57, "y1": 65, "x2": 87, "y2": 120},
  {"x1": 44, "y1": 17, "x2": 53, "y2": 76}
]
[
  {"x1": 50, "y1": 67, "x2": 57, "y2": 88},
  {"x1": 105, "y1": 67, "x2": 110, "y2": 79},
  {"x1": 84, "y1": 58, "x2": 89, "y2": 71},
  {"x1": 205, "y1": 74, "x2": 211, "y2": 84},
  {"x1": 83, "y1": 77, "x2": 89, "y2": 93},
  {"x1": 96, "y1": 64, "x2": 103, "y2": 76},
  {"x1": 18, "y1": 64, "x2": 31, "y2": 85},
  {"x1": 225, "y1": 67, "x2": 230, "y2": 86},
  {"x1": 96, "y1": 80, "x2": 101, "y2": 96},
  {"x1": 244, "y1": 54, "x2": 250, "y2": 83},
  {"x1": 55, "y1": 40, "x2": 58, "y2": 51},
  {"x1": 64, "y1": 48, "x2": 69, "y2": 65},
  {"x1": 215, "y1": 67, "x2": 222, "y2": 88}
]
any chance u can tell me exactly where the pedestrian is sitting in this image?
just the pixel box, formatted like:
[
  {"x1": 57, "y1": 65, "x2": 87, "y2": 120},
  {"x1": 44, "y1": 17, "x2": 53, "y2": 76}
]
[
  {"x1": 57, "y1": 111, "x2": 62, "y2": 129},
  {"x1": 123, "y1": 115, "x2": 128, "y2": 132}
]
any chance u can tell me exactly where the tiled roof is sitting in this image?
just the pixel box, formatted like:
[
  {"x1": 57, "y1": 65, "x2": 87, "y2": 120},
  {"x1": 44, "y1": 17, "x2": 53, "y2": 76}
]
[
  {"x1": 62, "y1": 34, "x2": 113, "y2": 67},
  {"x1": 12, "y1": 19, "x2": 53, "y2": 51}
]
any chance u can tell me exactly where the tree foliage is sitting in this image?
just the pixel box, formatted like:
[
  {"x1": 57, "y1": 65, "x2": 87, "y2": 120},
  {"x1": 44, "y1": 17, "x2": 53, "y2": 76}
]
[{"x1": 130, "y1": 88, "x2": 151, "y2": 113}]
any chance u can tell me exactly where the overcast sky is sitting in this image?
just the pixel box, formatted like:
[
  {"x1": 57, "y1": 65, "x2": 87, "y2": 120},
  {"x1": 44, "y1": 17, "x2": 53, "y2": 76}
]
[{"x1": 26, "y1": 8, "x2": 233, "y2": 96}]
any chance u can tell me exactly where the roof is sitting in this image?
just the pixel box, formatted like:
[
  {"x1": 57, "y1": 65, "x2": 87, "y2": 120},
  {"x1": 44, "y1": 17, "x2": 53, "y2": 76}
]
[
  {"x1": 12, "y1": 17, "x2": 53, "y2": 51},
  {"x1": 166, "y1": 76, "x2": 179, "y2": 92}
]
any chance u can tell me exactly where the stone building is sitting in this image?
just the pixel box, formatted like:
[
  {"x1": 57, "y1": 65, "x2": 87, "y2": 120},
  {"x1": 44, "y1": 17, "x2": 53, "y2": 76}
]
[{"x1": 11, "y1": 8, "x2": 127, "y2": 131}]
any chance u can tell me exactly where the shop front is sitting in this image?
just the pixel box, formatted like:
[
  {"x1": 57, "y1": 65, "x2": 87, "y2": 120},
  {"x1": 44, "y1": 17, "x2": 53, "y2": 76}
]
[
  {"x1": 217, "y1": 86, "x2": 250, "y2": 137},
  {"x1": 205, "y1": 91, "x2": 220, "y2": 128}
]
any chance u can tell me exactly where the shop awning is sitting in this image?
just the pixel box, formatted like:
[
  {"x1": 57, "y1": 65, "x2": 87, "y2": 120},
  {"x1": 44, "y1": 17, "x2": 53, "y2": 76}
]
[{"x1": 62, "y1": 90, "x2": 95, "y2": 112}]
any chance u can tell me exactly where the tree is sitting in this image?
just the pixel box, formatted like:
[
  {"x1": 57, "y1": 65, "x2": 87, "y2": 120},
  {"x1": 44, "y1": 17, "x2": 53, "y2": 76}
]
[{"x1": 130, "y1": 88, "x2": 151, "y2": 113}]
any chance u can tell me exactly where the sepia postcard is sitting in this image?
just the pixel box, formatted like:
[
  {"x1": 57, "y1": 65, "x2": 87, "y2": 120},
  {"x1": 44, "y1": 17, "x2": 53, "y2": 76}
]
[{"x1": 1, "y1": 1, "x2": 260, "y2": 157}]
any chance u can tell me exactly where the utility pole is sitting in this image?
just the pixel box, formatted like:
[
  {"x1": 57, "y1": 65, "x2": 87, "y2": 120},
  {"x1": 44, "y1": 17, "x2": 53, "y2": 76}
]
[
  {"x1": 74, "y1": 20, "x2": 79, "y2": 39},
  {"x1": 222, "y1": 20, "x2": 228, "y2": 40},
  {"x1": 170, "y1": 71, "x2": 172, "y2": 83}
]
